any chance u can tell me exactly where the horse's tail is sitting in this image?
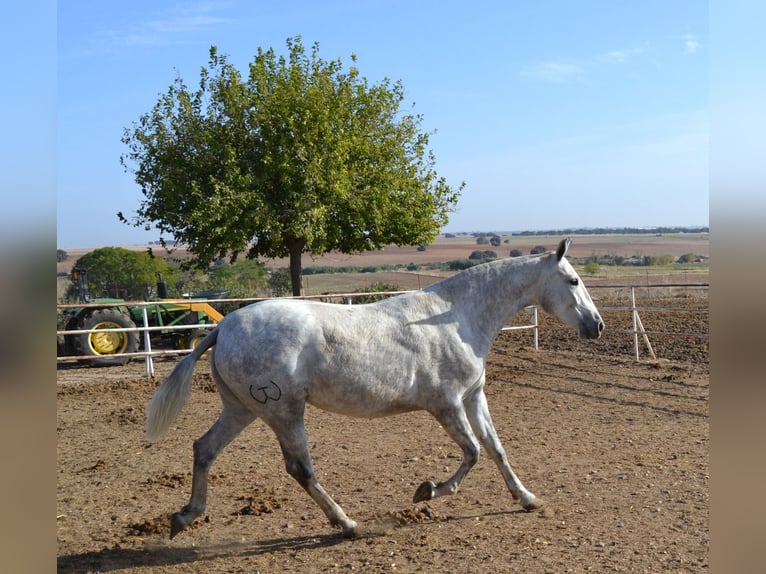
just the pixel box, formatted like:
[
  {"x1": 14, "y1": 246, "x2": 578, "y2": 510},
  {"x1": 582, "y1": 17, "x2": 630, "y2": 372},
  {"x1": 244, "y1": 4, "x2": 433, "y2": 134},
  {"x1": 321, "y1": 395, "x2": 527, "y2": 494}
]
[{"x1": 145, "y1": 327, "x2": 219, "y2": 442}]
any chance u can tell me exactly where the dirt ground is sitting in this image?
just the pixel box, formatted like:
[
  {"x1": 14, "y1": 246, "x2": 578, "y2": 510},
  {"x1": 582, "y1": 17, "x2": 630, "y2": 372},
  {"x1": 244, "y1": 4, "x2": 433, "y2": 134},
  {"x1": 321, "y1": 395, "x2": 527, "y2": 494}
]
[{"x1": 57, "y1": 296, "x2": 708, "y2": 573}]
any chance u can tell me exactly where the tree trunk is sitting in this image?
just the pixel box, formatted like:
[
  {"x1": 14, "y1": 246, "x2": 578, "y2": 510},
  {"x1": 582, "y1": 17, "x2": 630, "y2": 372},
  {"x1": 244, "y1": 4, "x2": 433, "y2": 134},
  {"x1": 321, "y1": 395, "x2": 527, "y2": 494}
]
[{"x1": 286, "y1": 237, "x2": 307, "y2": 296}]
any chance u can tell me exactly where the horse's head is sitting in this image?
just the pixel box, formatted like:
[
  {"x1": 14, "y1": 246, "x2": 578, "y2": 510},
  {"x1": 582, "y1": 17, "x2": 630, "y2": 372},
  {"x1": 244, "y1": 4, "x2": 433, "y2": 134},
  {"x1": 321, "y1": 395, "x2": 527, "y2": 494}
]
[{"x1": 537, "y1": 238, "x2": 604, "y2": 339}]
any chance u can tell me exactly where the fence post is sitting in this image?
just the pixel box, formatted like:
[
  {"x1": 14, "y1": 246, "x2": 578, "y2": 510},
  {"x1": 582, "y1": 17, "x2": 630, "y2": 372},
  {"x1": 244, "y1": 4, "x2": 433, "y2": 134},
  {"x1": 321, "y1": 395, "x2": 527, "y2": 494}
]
[
  {"x1": 635, "y1": 311, "x2": 657, "y2": 360},
  {"x1": 532, "y1": 306, "x2": 539, "y2": 351},
  {"x1": 142, "y1": 306, "x2": 154, "y2": 378},
  {"x1": 631, "y1": 287, "x2": 639, "y2": 361}
]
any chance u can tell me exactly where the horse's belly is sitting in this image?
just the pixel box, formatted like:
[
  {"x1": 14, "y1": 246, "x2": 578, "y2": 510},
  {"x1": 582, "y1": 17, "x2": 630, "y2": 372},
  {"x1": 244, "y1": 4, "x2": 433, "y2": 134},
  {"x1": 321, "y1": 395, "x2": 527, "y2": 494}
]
[{"x1": 306, "y1": 379, "x2": 419, "y2": 418}]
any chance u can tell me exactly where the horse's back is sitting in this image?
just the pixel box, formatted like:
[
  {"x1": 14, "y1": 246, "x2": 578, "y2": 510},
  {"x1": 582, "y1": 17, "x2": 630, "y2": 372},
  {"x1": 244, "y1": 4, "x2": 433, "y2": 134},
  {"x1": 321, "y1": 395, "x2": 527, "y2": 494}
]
[{"x1": 213, "y1": 298, "x2": 383, "y2": 375}]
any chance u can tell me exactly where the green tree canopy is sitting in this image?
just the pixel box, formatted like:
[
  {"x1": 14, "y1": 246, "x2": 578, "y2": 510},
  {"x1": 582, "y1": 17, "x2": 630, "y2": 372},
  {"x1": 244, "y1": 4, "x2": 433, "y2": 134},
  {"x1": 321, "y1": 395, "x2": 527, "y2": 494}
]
[
  {"x1": 120, "y1": 37, "x2": 463, "y2": 295},
  {"x1": 70, "y1": 247, "x2": 177, "y2": 301}
]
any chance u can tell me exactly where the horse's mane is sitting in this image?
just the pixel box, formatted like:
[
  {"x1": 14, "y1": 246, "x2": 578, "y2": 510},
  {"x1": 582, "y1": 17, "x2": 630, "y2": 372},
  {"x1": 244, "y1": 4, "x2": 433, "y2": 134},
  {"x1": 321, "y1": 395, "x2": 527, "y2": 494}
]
[{"x1": 421, "y1": 251, "x2": 550, "y2": 295}]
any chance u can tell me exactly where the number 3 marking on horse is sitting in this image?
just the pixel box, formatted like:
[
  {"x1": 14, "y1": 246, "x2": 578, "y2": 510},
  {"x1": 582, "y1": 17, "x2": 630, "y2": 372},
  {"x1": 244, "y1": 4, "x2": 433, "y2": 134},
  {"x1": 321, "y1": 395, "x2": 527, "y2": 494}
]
[{"x1": 249, "y1": 381, "x2": 282, "y2": 404}]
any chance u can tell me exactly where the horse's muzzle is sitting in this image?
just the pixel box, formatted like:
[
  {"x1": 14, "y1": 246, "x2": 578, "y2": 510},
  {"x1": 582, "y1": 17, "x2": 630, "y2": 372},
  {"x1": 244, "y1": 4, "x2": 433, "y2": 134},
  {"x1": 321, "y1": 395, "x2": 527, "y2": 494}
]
[{"x1": 580, "y1": 318, "x2": 605, "y2": 339}]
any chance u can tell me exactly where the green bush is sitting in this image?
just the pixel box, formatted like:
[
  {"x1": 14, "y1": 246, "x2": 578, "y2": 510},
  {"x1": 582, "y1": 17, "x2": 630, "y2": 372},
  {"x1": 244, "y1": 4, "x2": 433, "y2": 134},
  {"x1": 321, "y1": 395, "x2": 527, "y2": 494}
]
[
  {"x1": 583, "y1": 261, "x2": 600, "y2": 276},
  {"x1": 447, "y1": 259, "x2": 480, "y2": 271},
  {"x1": 69, "y1": 247, "x2": 178, "y2": 301},
  {"x1": 677, "y1": 253, "x2": 697, "y2": 264},
  {"x1": 651, "y1": 254, "x2": 675, "y2": 266},
  {"x1": 268, "y1": 268, "x2": 291, "y2": 297},
  {"x1": 469, "y1": 250, "x2": 497, "y2": 261},
  {"x1": 352, "y1": 282, "x2": 402, "y2": 304}
]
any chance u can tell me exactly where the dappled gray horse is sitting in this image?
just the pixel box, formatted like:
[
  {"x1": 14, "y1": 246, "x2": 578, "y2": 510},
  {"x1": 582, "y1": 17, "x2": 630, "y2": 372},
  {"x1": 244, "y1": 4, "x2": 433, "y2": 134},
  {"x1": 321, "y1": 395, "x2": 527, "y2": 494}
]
[{"x1": 146, "y1": 238, "x2": 604, "y2": 538}]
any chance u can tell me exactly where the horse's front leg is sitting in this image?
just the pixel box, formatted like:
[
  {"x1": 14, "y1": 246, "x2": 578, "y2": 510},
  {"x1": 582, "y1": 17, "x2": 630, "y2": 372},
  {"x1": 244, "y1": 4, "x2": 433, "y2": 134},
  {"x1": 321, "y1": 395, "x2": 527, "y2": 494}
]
[
  {"x1": 464, "y1": 387, "x2": 542, "y2": 511},
  {"x1": 171, "y1": 407, "x2": 256, "y2": 538},
  {"x1": 413, "y1": 404, "x2": 480, "y2": 503}
]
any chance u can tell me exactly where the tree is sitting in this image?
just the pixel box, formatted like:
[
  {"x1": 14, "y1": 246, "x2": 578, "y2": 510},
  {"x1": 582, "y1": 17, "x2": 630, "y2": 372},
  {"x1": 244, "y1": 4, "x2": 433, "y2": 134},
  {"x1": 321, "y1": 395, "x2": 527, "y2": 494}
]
[
  {"x1": 120, "y1": 37, "x2": 463, "y2": 295},
  {"x1": 70, "y1": 247, "x2": 177, "y2": 301},
  {"x1": 57, "y1": 249, "x2": 68, "y2": 263},
  {"x1": 509, "y1": 249, "x2": 523, "y2": 257},
  {"x1": 530, "y1": 245, "x2": 547, "y2": 255}
]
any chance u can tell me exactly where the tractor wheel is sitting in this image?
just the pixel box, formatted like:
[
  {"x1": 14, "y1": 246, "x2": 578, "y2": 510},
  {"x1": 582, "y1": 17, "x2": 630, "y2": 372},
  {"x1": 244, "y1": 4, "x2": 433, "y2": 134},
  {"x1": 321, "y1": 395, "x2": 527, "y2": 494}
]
[
  {"x1": 183, "y1": 328, "x2": 210, "y2": 352},
  {"x1": 75, "y1": 308, "x2": 139, "y2": 367}
]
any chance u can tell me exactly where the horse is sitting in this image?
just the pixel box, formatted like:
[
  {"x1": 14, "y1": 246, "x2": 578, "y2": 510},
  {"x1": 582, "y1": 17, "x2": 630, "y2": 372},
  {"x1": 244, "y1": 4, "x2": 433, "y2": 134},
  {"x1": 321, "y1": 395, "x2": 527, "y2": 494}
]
[{"x1": 146, "y1": 238, "x2": 604, "y2": 539}]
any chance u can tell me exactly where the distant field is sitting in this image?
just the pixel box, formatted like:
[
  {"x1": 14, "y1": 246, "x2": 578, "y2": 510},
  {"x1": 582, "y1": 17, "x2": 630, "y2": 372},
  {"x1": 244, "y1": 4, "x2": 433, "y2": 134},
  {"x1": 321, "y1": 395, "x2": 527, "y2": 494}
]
[
  {"x1": 58, "y1": 232, "x2": 709, "y2": 297},
  {"x1": 289, "y1": 232, "x2": 710, "y2": 268},
  {"x1": 295, "y1": 233, "x2": 710, "y2": 294}
]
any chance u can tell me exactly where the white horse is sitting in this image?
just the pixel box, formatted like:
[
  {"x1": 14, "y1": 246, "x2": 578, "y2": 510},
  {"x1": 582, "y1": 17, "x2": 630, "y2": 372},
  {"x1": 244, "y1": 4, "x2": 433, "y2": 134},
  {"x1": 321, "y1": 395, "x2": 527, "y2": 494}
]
[{"x1": 146, "y1": 238, "x2": 603, "y2": 539}]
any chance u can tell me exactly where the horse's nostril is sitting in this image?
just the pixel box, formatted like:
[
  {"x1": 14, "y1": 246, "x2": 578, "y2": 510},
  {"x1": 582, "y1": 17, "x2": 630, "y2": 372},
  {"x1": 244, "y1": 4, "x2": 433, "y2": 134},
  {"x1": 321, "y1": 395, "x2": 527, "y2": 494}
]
[{"x1": 598, "y1": 321, "x2": 605, "y2": 333}]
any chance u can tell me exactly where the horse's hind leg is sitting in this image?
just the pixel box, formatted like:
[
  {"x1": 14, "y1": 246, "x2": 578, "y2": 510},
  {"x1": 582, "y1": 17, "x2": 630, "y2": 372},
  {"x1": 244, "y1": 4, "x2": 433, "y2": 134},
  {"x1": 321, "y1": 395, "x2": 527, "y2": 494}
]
[
  {"x1": 171, "y1": 404, "x2": 256, "y2": 538},
  {"x1": 464, "y1": 387, "x2": 542, "y2": 511},
  {"x1": 270, "y1": 412, "x2": 358, "y2": 538}
]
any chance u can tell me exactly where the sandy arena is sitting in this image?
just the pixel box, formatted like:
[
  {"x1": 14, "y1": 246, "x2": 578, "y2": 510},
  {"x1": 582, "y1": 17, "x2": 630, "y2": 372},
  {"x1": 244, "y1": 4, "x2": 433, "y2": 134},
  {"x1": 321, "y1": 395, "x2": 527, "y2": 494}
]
[{"x1": 57, "y1": 296, "x2": 708, "y2": 573}]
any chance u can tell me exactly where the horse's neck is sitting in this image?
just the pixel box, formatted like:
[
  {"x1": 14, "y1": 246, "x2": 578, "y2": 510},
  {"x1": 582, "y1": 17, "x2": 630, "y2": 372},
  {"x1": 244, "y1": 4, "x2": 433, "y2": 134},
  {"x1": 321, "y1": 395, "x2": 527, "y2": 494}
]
[
  {"x1": 427, "y1": 257, "x2": 546, "y2": 353},
  {"x1": 468, "y1": 257, "x2": 544, "y2": 329}
]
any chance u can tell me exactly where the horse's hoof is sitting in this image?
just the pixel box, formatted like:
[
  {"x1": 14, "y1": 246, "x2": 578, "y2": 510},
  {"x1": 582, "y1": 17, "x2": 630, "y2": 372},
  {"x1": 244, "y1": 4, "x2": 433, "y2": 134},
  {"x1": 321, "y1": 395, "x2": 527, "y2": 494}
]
[
  {"x1": 413, "y1": 480, "x2": 436, "y2": 503},
  {"x1": 521, "y1": 496, "x2": 544, "y2": 512},
  {"x1": 341, "y1": 526, "x2": 358, "y2": 539},
  {"x1": 170, "y1": 512, "x2": 189, "y2": 539}
]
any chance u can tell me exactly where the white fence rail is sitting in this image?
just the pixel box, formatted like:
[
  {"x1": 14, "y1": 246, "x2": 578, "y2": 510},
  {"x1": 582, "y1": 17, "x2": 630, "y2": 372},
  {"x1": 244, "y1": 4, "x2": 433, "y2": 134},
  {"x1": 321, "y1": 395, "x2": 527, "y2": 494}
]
[
  {"x1": 589, "y1": 282, "x2": 709, "y2": 361},
  {"x1": 57, "y1": 283, "x2": 708, "y2": 376}
]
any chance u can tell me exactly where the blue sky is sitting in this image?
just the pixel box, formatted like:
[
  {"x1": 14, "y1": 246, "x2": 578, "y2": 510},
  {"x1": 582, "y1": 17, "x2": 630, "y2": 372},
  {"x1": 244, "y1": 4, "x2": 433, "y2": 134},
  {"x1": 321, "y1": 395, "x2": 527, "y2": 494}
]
[{"x1": 54, "y1": 1, "x2": 708, "y2": 248}]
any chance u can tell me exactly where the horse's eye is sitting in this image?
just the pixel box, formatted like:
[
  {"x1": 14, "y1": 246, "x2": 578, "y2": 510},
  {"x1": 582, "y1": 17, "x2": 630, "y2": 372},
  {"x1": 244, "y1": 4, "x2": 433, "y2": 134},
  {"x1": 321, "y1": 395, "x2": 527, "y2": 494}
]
[{"x1": 569, "y1": 278, "x2": 579, "y2": 286}]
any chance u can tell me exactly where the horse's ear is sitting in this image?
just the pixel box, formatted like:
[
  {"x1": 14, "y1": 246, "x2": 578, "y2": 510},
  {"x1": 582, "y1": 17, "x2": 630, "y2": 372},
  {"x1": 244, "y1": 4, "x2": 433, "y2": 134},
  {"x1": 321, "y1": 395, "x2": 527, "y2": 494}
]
[{"x1": 556, "y1": 238, "x2": 572, "y2": 262}]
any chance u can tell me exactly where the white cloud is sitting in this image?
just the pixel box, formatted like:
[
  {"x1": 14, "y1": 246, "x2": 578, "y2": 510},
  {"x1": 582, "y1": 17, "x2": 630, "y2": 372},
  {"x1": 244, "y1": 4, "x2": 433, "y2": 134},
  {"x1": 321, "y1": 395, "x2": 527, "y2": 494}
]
[
  {"x1": 523, "y1": 44, "x2": 647, "y2": 84},
  {"x1": 148, "y1": 15, "x2": 232, "y2": 34},
  {"x1": 522, "y1": 61, "x2": 583, "y2": 83},
  {"x1": 105, "y1": 4, "x2": 233, "y2": 47},
  {"x1": 682, "y1": 34, "x2": 701, "y2": 54},
  {"x1": 602, "y1": 46, "x2": 646, "y2": 64}
]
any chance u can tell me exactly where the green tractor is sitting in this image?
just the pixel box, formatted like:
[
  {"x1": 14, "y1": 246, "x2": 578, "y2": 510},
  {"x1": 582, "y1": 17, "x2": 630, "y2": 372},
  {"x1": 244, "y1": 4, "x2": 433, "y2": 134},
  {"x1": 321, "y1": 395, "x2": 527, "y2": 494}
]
[{"x1": 58, "y1": 267, "x2": 227, "y2": 367}]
